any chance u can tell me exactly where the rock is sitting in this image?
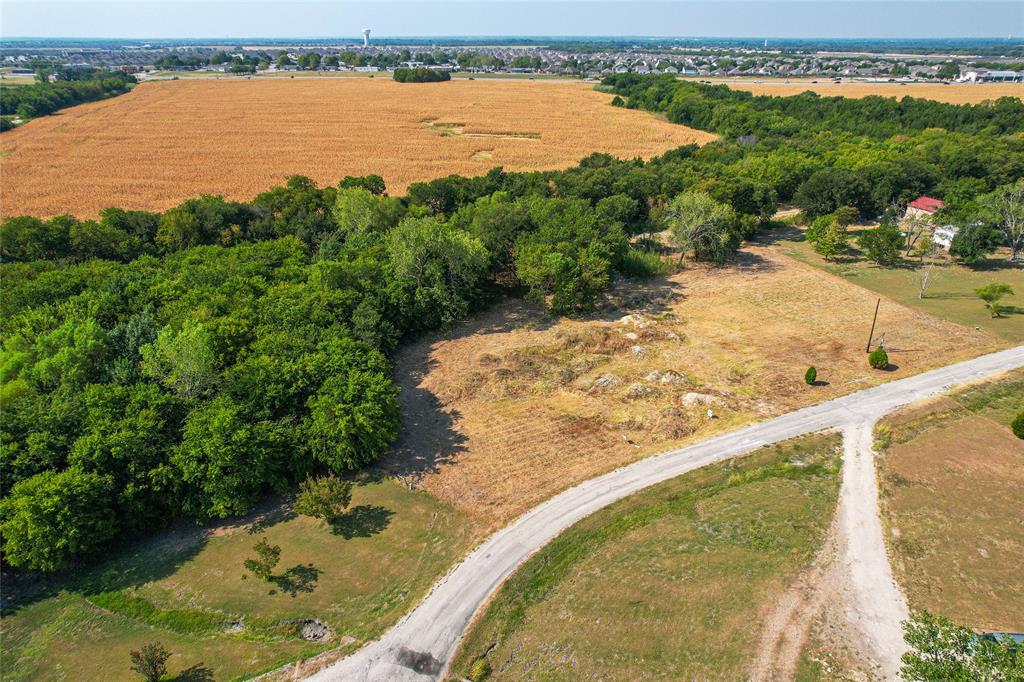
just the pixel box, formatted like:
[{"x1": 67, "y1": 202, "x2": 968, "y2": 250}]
[
  {"x1": 680, "y1": 392, "x2": 721, "y2": 407},
  {"x1": 646, "y1": 370, "x2": 686, "y2": 384},
  {"x1": 593, "y1": 374, "x2": 622, "y2": 389},
  {"x1": 618, "y1": 313, "x2": 652, "y2": 329},
  {"x1": 300, "y1": 619, "x2": 334, "y2": 642},
  {"x1": 623, "y1": 332, "x2": 640, "y2": 341},
  {"x1": 626, "y1": 382, "x2": 655, "y2": 399},
  {"x1": 665, "y1": 331, "x2": 681, "y2": 341},
  {"x1": 630, "y1": 345, "x2": 647, "y2": 357}
]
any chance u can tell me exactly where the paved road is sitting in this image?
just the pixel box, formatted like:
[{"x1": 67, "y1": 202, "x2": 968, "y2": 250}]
[{"x1": 308, "y1": 345, "x2": 1024, "y2": 682}]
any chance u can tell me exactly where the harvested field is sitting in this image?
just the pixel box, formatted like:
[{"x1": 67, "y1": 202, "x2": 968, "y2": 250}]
[
  {"x1": 710, "y1": 78, "x2": 1024, "y2": 104},
  {"x1": 0, "y1": 78, "x2": 713, "y2": 218},
  {"x1": 877, "y1": 372, "x2": 1024, "y2": 633},
  {"x1": 381, "y1": 244, "x2": 1000, "y2": 527}
]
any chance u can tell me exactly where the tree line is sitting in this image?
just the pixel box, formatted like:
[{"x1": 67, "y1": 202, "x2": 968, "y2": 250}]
[
  {"x1": 2, "y1": 76, "x2": 1022, "y2": 572},
  {"x1": 0, "y1": 70, "x2": 135, "y2": 125},
  {"x1": 392, "y1": 67, "x2": 451, "y2": 83}
]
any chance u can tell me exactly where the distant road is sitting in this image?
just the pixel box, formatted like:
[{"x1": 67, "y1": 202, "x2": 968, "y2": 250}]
[{"x1": 308, "y1": 345, "x2": 1024, "y2": 681}]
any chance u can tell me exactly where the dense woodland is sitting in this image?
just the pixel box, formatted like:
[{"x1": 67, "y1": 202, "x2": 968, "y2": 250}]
[
  {"x1": 0, "y1": 69, "x2": 135, "y2": 126},
  {"x1": 2, "y1": 75, "x2": 1023, "y2": 571}
]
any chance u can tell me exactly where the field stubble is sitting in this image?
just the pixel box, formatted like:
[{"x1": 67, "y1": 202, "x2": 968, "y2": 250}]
[{"x1": 0, "y1": 78, "x2": 713, "y2": 218}]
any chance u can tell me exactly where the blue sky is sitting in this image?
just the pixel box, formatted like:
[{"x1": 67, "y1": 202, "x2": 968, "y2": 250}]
[{"x1": 2, "y1": 1, "x2": 1022, "y2": 39}]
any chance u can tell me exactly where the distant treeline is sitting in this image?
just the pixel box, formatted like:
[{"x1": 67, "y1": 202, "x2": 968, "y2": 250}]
[
  {"x1": 603, "y1": 73, "x2": 1024, "y2": 139},
  {"x1": 0, "y1": 70, "x2": 135, "y2": 125},
  {"x1": 392, "y1": 67, "x2": 452, "y2": 83}
]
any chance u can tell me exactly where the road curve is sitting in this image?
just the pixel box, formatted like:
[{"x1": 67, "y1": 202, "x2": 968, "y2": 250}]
[{"x1": 308, "y1": 345, "x2": 1024, "y2": 682}]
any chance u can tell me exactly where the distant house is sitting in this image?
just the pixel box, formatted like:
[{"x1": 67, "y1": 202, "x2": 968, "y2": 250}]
[
  {"x1": 931, "y1": 224, "x2": 961, "y2": 251},
  {"x1": 905, "y1": 196, "x2": 945, "y2": 219},
  {"x1": 960, "y1": 69, "x2": 1023, "y2": 83}
]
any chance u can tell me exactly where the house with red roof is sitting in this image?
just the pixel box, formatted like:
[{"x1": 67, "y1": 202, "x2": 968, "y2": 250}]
[{"x1": 905, "y1": 196, "x2": 945, "y2": 218}]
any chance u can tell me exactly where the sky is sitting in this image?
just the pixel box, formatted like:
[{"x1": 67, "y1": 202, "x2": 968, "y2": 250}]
[{"x1": 1, "y1": 0, "x2": 1022, "y2": 40}]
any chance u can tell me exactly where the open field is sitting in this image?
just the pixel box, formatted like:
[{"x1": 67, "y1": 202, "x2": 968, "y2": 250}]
[
  {"x1": 877, "y1": 371, "x2": 1024, "y2": 633},
  {"x1": 1, "y1": 478, "x2": 483, "y2": 681},
  {"x1": 695, "y1": 78, "x2": 1024, "y2": 104},
  {"x1": 0, "y1": 78, "x2": 713, "y2": 218},
  {"x1": 775, "y1": 228, "x2": 1024, "y2": 343},
  {"x1": 451, "y1": 432, "x2": 842, "y2": 680},
  {"x1": 381, "y1": 243, "x2": 1000, "y2": 527}
]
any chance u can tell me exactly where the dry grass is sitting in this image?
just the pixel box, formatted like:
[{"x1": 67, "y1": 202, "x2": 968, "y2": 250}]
[
  {"x1": 0, "y1": 78, "x2": 713, "y2": 218},
  {"x1": 713, "y1": 79, "x2": 1024, "y2": 104},
  {"x1": 381, "y1": 244, "x2": 1000, "y2": 527},
  {"x1": 877, "y1": 371, "x2": 1024, "y2": 632}
]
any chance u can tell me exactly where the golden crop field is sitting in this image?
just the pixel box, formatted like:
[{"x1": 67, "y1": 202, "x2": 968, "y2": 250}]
[
  {"x1": 0, "y1": 78, "x2": 714, "y2": 218},
  {"x1": 714, "y1": 79, "x2": 1024, "y2": 104}
]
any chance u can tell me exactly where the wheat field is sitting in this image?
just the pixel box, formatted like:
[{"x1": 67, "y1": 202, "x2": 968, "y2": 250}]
[
  {"x1": 0, "y1": 78, "x2": 714, "y2": 218},
  {"x1": 716, "y1": 79, "x2": 1024, "y2": 104}
]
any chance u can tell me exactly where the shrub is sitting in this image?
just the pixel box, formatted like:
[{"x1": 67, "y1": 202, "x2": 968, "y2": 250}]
[
  {"x1": 393, "y1": 67, "x2": 450, "y2": 83},
  {"x1": 129, "y1": 642, "x2": 170, "y2": 682},
  {"x1": 804, "y1": 366, "x2": 817, "y2": 385},
  {"x1": 295, "y1": 475, "x2": 353, "y2": 524},
  {"x1": 869, "y1": 347, "x2": 889, "y2": 370},
  {"x1": 469, "y1": 658, "x2": 492, "y2": 681},
  {"x1": 1013, "y1": 412, "x2": 1024, "y2": 440},
  {"x1": 618, "y1": 248, "x2": 667, "y2": 278}
]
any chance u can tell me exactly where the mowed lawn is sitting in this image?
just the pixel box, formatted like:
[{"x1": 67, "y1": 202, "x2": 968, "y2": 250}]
[
  {"x1": 877, "y1": 370, "x2": 1024, "y2": 632},
  {"x1": 451, "y1": 433, "x2": 842, "y2": 681},
  {"x1": 1, "y1": 478, "x2": 482, "y2": 681},
  {"x1": 775, "y1": 229, "x2": 1024, "y2": 342}
]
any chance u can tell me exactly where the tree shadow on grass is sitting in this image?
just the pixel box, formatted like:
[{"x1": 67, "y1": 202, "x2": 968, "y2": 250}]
[
  {"x1": 329, "y1": 505, "x2": 395, "y2": 539},
  {"x1": 170, "y1": 663, "x2": 215, "y2": 682},
  {"x1": 272, "y1": 564, "x2": 321, "y2": 598}
]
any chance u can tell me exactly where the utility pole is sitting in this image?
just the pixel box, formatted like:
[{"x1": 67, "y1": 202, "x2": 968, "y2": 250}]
[{"x1": 866, "y1": 298, "x2": 880, "y2": 352}]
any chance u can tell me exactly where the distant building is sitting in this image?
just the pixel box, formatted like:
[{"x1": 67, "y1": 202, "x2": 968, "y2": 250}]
[
  {"x1": 960, "y1": 69, "x2": 1023, "y2": 83},
  {"x1": 905, "y1": 196, "x2": 945, "y2": 219},
  {"x1": 932, "y1": 224, "x2": 961, "y2": 251}
]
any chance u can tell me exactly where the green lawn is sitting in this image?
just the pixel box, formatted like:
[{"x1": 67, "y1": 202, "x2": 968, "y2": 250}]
[
  {"x1": 451, "y1": 432, "x2": 842, "y2": 681},
  {"x1": 774, "y1": 229, "x2": 1024, "y2": 343},
  {"x1": 1, "y1": 477, "x2": 481, "y2": 681}
]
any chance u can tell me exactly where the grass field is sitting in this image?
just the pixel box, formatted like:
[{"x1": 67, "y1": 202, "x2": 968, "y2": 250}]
[
  {"x1": 0, "y1": 78, "x2": 713, "y2": 218},
  {"x1": 381, "y1": 243, "x2": 999, "y2": 526},
  {"x1": 451, "y1": 432, "x2": 842, "y2": 680},
  {"x1": 1, "y1": 477, "x2": 483, "y2": 681},
  {"x1": 700, "y1": 78, "x2": 1024, "y2": 104},
  {"x1": 877, "y1": 371, "x2": 1024, "y2": 633},
  {"x1": 775, "y1": 228, "x2": 1024, "y2": 343}
]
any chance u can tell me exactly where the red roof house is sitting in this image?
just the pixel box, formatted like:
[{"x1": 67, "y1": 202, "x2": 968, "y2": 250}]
[{"x1": 907, "y1": 196, "x2": 945, "y2": 214}]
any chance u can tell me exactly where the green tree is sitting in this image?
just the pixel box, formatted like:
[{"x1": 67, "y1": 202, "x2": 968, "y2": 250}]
[
  {"x1": 1012, "y1": 412, "x2": 1024, "y2": 440},
  {"x1": 977, "y1": 180, "x2": 1024, "y2": 261},
  {"x1": 295, "y1": 474, "x2": 353, "y2": 523},
  {"x1": 129, "y1": 642, "x2": 171, "y2": 682},
  {"x1": 869, "y1": 347, "x2": 889, "y2": 370},
  {"x1": 901, "y1": 611, "x2": 1023, "y2": 681},
  {"x1": 936, "y1": 62, "x2": 961, "y2": 80},
  {"x1": 0, "y1": 467, "x2": 118, "y2": 571},
  {"x1": 140, "y1": 321, "x2": 218, "y2": 399},
  {"x1": 664, "y1": 191, "x2": 739, "y2": 264},
  {"x1": 858, "y1": 223, "x2": 904, "y2": 264},
  {"x1": 806, "y1": 217, "x2": 849, "y2": 261},
  {"x1": 974, "y1": 283, "x2": 1015, "y2": 318},
  {"x1": 243, "y1": 536, "x2": 281, "y2": 581}
]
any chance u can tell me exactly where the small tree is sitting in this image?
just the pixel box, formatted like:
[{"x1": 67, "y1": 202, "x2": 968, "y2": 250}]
[
  {"x1": 130, "y1": 642, "x2": 171, "y2": 682},
  {"x1": 469, "y1": 658, "x2": 492, "y2": 681},
  {"x1": 243, "y1": 536, "x2": 281, "y2": 581},
  {"x1": 804, "y1": 366, "x2": 817, "y2": 385},
  {"x1": 295, "y1": 475, "x2": 353, "y2": 524},
  {"x1": 1013, "y1": 412, "x2": 1024, "y2": 440},
  {"x1": 858, "y1": 223, "x2": 903, "y2": 264},
  {"x1": 869, "y1": 347, "x2": 889, "y2": 370},
  {"x1": 974, "y1": 283, "x2": 1014, "y2": 318}
]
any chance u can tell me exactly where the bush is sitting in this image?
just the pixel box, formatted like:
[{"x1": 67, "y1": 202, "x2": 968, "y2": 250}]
[
  {"x1": 869, "y1": 347, "x2": 889, "y2": 370},
  {"x1": 295, "y1": 475, "x2": 353, "y2": 523},
  {"x1": 243, "y1": 536, "x2": 281, "y2": 581},
  {"x1": 618, "y1": 248, "x2": 667, "y2": 278},
  {"x1": 129, "y1": 642, "x2": 170, "y2": 682},
  {"x1": 1013, "y1": 412, "x2": 1024, "y2": 440},
  {"x1": 804, "y1": 366, "x2": 817, "y2": 385},
  {"x1": 469, "y1": 658, "x2": 492, "y2": 681}
]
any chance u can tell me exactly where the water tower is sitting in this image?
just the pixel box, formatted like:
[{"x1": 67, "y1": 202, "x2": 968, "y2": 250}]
[{"x1": 362, "y1": 29, "x2": 371, "y2": 48}]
